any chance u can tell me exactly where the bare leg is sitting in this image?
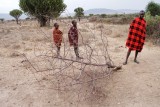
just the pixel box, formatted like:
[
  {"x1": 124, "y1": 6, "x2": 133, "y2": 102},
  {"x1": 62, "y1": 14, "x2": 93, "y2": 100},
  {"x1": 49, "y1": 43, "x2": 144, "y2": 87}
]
[
  {"x1": 74, "y1": 46, "x2": 83, "y2": 59},
  {"x1": 74, "y1": 46, "x2": 79, "y2": 58},
  {"x1": 123, "y1": 49, "x2": 132, "y2": 65},
  {"x1": 134, "y1": 50, "x2": 139, "y2": 64},
  {"x1": 57, "y1": 46, "x2": 60, "y2": 57}
]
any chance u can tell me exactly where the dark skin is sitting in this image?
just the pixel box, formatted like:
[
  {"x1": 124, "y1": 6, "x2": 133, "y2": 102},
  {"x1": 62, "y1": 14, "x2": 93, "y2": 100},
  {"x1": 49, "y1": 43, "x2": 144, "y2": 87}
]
[
  {"x1": 54, "y1": 23, "x2": 59, "y2": 29},
  {"x1": 123, "y1": 12, "x2": 145, "y2": 65},
  {"x1": 72, "y1": 21, "x2": 77, "y2": 28},
  {"x1": 54, "y1": 23, "x2": 61, "y2": 57},
  {"x1": 72, "y1": 21, "x2": 78, "y2": 44},
  {"x1": 71, "y1": 20, "x2": 83, "y2": 59}
]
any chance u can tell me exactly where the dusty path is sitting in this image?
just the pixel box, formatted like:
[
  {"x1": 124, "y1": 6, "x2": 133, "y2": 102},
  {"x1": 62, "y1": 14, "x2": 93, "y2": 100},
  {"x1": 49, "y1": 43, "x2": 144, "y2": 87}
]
[
  {"x1": 0, "y1": 21, "x2": 160, "y2": 107},
  {"x1": 106, "y1": 36, "x2": 160, "y2": 107}
]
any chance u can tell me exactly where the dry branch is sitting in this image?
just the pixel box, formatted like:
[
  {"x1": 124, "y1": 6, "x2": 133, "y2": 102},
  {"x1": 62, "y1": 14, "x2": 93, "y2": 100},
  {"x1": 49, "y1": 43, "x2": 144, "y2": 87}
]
[{"x1": 21, "y1": 14, "x2": 122, "y2": 106}]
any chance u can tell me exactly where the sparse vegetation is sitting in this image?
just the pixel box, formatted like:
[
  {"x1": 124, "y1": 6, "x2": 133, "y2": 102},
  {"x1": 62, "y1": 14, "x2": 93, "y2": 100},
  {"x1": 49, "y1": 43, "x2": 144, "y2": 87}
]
[
  {"x1": 89, "y1": 13, "x2": 138, "y2": 24},
  {"x1": 1, "y1": 1, "x2": 160, "y2": 107},
  {"x1": 100, "y1": 14, "x2": 107, "y2": 18},
  {"x1": 1, "y1": 13, "x2": 160, "y2": 107}
]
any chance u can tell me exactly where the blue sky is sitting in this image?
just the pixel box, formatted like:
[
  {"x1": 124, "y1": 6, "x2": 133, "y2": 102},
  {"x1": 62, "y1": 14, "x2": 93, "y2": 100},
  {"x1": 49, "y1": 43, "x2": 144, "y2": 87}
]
[{"x1": 0, "y1": 0, "x2": 160, "y2": 13}]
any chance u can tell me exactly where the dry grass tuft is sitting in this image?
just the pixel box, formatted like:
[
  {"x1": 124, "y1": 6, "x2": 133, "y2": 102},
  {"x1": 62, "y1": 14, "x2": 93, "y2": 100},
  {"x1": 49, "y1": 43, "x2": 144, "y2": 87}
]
[
  {"x1": 9, "y1": 52, "x2": 21, "y2": 58},
  {"x1": 89, "y1": 16, "x2": 99, "y2": 22},
  {"x1": 34, "y1": 37, "x2": 51, "y2": 43},
  {"x1": 79, "y1": 28, "x2": 89, "y2": 32},
  {"x1": 24, "y1": 48, "x2": 33, "y2": 51},
  {"x1": 3, "y1": 44, "x2": 10, "y2": 48},
  {"x1": 96, "y1": 24, "x2": 104, "y2": 29},
  {"x1": 22, "y1": 36, "x2": 30, "y2": 41},
  {"x1": 12, "y1": 44, "x2": 21, "y2": 49}
]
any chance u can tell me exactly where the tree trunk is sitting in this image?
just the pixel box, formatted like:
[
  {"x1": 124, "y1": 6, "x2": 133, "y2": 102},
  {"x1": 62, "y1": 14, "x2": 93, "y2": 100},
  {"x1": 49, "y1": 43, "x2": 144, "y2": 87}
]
[
  {"x1": 39, "y1": 17, "x2": 47, "y2": 27},
  {"x1": 78, "y1": 17, "x2": 80, "y2": 22},
  {"x1": 46, "y1": 17, "x2": 50, "y2": 27},
  {"x1": 16, "y1": 18, "x2": 18, "y2": 24}
]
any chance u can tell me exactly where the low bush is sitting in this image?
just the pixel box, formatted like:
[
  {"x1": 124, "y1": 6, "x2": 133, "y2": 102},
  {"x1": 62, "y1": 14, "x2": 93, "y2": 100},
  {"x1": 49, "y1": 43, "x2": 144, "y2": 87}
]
[
  {"x1": 89, "y1": 13, "x2": 138, "y2": 24},
  {"x1": 145, "y1": 12, "x2": 160, "y2": 44}
]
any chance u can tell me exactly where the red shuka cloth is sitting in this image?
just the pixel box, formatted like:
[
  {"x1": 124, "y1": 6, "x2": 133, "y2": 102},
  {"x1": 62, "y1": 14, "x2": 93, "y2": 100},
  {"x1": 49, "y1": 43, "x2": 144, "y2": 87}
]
[
  {"x1": 126, "y1": 17, "x2": 146, "y2": 52},
  {"x1": 53, "y1": 29, "x2": 63, "y2": 47}
]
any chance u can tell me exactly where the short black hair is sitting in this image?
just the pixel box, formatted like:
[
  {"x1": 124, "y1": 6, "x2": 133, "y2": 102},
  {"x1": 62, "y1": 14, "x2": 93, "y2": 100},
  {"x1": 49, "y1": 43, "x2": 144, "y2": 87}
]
[
  {"x1": 54, "y1": 23, "x2": 58, "y2": 27},
  {"x1": 72, "y1": 20, "x2": 76, "y2": 24},
  {"x1": 139, "y1": 10, "x2": 145, "y2": 15}
]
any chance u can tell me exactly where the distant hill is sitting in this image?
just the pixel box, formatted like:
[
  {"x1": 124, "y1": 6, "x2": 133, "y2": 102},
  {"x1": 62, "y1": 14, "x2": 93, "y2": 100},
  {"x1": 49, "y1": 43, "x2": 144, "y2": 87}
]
[
  {"x1": 0, "y1": 13, "x2": 27, "y2": 20},
  {"x1": 0, "y1": 9, "x2": 140, "y2": 20},
  {"x1": 84, "y1": 8, "x2": 140, "y2": 15},
  {"x1": 117, "y1": 9, "x2": 140, "y2": 14}
]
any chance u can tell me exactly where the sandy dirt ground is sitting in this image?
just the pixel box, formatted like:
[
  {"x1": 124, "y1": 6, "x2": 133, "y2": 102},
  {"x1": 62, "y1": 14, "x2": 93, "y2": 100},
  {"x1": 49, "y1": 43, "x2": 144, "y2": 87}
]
[{"x1": 0, "y1": 20, "x2": 160, "y2": 107}]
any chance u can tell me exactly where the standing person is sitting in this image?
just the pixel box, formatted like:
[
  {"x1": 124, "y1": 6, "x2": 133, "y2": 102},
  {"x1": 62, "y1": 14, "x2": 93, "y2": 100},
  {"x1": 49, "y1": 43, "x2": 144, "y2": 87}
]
[
  {"x1": 123, "y1": 10, "x2": 146, "y2": 65},
  {"x1": 68, "y1": 20, "x2": 82, "y2": 59},
  {"x1": 53, "y1": 23, "x2": 63, "y2": 57}
]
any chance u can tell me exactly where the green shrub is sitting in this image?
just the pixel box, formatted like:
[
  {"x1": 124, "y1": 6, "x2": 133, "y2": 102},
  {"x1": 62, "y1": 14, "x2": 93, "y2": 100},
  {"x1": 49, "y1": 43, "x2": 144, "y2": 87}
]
[
  {"x1": 146, "y1": 1, "x2": 160, "y2": 16},
  {"x1": 0, "y1": 18, "x2": 4, "y2": 22},
  {"x1": 88, "y1": 13, "x2": 139, "y2": 24},
  {"x1": 100, "y1": 14, "x2": 107, "y2": 18},
  {"x1": 145, "y1": 12, "x2": 160, "y2": 44},
  {"x1": 89, "y1": 14, "x2": 94, "y2": 17}
]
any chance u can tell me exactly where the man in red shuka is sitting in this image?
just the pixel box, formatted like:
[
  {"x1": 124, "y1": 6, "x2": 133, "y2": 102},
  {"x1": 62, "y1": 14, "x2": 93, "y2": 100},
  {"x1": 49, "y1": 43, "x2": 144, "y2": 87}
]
[
  {"x1": 123, "y1": 10, "x2": 146, "y2": 65},
  {"x1": 53, "y1": 23, "x2": 63, "y2": 57},
  {"x1": 68, "y1": 20, "x2": 82, "y2": 59}
]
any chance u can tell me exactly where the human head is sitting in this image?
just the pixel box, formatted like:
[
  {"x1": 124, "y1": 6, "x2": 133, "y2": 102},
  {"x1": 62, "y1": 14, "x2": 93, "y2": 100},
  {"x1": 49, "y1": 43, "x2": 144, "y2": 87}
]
[
  {"x1": 72, "y1": 20, "x2": 77, "y2": 27},
  {"x1": 54, "y1": 23, "x2": 59, "y2": 29},
  {"x1": 139, "y1": 10, "x2": 145, "y2": 18}
]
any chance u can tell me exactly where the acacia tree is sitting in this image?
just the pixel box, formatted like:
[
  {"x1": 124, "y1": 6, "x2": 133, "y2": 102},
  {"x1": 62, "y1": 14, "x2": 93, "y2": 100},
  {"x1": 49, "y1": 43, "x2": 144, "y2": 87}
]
[
  {"x1": 89, "y1": 14, "x2": 94, "y2": 17},
  {"x1": 74, "y1": 7, "x2": 84, "y2": 21},
  {"x1": 146, "y1": 1, "x2": 160, "y2": 16},
  {"x1": 9, "y1": 9, "x2": 23, "y2": 24},
  {"x1": 101, "y1": 14, "x2": 106, "y2": 18},
  {"x1": 19, "y1": 0, "x2": 66, "y2": 27}
]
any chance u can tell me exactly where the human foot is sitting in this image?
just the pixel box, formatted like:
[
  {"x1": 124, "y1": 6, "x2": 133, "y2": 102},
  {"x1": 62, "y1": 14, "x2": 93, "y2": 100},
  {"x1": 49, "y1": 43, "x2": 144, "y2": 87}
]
[
  {"x1": 123, "y1": 62, "x2": 127, "y2": 65},
  {"x1": 134, "y1": 60, "x2": 139, "y2": 64}
]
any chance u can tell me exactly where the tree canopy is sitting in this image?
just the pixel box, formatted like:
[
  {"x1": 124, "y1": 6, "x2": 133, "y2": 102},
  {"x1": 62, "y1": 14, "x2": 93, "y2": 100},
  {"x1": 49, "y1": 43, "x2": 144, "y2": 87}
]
[
  {"x1": 19, "y1": 0, "x2": 66, "y2": 27},
  {"x1": 146, "y1": 1, "x2": 160, "y2": 16},
  {"x1": 9, "y1": 9, "x2": 23, "y2": 24},
  {"x1": 74, "y1": 7, "x2": 84, "y2": 21}
]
